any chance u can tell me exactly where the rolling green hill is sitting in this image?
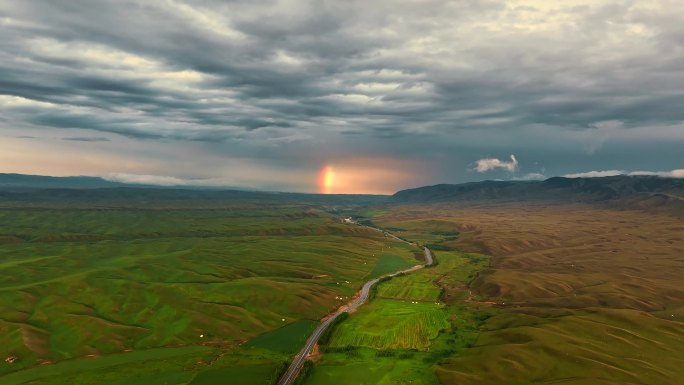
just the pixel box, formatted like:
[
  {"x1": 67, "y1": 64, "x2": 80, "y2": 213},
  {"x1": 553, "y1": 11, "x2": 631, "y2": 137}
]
[{"x1": 0, "y1": 191, "x2": 415, "y2": 384}]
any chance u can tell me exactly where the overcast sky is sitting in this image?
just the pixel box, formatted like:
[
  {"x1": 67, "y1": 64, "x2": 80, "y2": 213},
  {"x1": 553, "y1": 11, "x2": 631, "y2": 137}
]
[{"x1": 1, "y1": 0, "x2": 683, "y2": 193}]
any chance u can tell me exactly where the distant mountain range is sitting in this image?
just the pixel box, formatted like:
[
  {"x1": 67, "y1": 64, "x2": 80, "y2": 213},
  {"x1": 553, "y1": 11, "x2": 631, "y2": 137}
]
[
  {"x1": 2, "y1": 173, "x2": 683, "y2": 211},
  {"x1": 0, "y1": 173, "x2": 134, "y2": 189},
  {"x1": 392, "y1": 175, "x2": 684, "y2": 202},
  {"x1": 0, "y1": 173, "x2": 276, "y2": 192},
  {"x1": 391, "y1": 175, "x2": 684, "y2": 217},
  {"x1": 0, "y1": 173, "x2": 385, "y2": 204}
]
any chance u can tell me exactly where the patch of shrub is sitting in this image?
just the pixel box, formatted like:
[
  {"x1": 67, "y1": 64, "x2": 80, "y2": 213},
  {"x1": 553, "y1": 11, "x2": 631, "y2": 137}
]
[
  {"x1": 293, "y1": 361, "x2": 314, "y2": 385},
  {"x1": 426, "y1": 243, "x2": 453, "y2": 251},
  {"x1": 318, "y1": 312, "x2": 349, "y2": 346},
  {"x1": 472, "y1": 310, "x2": 495, "y2": 323},
  {"x1": 386, "y1": 227, "x2": 407, "y2": 232},
  {"x1": 375, "y1": 349, "x2": 395, "y2": 357},
  {"x1": 267, "y1": 361, "x2": 289, "y2": 385}
]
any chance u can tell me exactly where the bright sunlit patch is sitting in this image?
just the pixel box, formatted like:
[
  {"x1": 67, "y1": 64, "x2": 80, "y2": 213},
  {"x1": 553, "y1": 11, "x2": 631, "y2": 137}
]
[{"x1": 319, "y1": 165, "x2": 335, "y2": 194}]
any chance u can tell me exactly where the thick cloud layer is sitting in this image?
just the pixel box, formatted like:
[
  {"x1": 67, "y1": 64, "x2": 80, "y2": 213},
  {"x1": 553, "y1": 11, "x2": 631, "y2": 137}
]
[{"x1": 1, "y1": 1, "x2": 683, "y2": 192}]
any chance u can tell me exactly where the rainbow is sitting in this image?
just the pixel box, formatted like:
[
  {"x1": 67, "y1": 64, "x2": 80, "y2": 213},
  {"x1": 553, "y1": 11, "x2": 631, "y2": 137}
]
[{"x1": 318, "y1": 165, "x2": 335, "y2": 194}]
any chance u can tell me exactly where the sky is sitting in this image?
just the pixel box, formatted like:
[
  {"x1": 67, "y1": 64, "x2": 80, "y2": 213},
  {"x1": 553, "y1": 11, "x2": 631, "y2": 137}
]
[{"x1": 1, "y1": 0, "x2": 683, "y2": 194}]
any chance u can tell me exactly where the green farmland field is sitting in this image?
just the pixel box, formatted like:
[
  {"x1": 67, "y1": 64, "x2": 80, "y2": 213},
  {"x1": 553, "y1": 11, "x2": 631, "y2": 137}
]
[{"x1": 329, "y1": 300, "x2": 448, "y2": 350}]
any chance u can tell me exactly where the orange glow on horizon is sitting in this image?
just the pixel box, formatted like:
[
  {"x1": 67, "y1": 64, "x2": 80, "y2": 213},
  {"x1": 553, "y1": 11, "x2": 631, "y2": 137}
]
[{"x1": 316, "y1": 158, "x2": 428, "y2": 195}]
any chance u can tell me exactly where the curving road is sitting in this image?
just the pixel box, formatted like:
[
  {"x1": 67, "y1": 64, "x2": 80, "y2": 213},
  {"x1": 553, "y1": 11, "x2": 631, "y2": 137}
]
[{"x1": 277, "y1": 244, "x2": 433, "y2": 385}]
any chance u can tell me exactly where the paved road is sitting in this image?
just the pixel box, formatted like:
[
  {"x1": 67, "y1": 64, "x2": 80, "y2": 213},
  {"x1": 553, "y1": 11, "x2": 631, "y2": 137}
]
[{"x1": 277, "y1": 244, "x2": 433, "y2": 385}]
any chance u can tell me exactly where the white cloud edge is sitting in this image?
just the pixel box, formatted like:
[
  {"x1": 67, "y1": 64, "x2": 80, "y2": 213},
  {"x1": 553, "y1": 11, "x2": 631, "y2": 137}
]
[
  {"x1": 513, "y1": 172, "x2": 546, "y2": 181},
  {"x1": 105, "y1": 173, "x2": 212, "y2": 186},
  {"x1": 474, "y1": 154, "x2": 518, "y2": 173},
  {"x1": 564, "y1": 169, "x2": 684, "y2": 179}
]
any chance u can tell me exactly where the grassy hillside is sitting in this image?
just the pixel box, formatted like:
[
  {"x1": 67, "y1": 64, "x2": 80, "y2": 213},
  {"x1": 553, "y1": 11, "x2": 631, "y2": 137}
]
[
  {"x1": 369, "y1": 202, "x2": 684, "y2": 385},
  {"x1": 0, "y1": 194, "x2": 417, "y2": 384}
]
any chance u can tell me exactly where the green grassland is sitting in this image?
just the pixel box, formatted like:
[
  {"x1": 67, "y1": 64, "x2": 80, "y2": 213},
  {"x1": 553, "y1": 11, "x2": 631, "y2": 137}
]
[
  {"x1": 244, "y1": 320, "x2": 318, "y2": 354},
  {"x1": 304, "y1": 348, "x2": 437, "y2": 385},
  {"x1": 1, "y1": 346, "x2": 211, "y2": 385},
  {"x1": 189, "y1": 365, "x2": 276, "y2": 385},
  {"x1": 0, "y1": 195, "x2": 419, "y2": 384},
  {"x1": 367, "y1": 253, "x2": 415, "y2": 279}
]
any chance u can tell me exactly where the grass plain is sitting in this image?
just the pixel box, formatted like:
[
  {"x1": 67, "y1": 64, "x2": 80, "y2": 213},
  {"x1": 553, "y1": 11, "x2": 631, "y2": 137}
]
[{"x1": 367, "y1": 253, "x2": 415, "y2": 278}]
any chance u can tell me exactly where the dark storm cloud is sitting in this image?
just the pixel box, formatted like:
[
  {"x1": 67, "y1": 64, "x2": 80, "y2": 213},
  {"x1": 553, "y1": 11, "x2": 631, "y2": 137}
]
[
  {"x1": 1, "y1": 0, "x2": 684, "y2": 189},
  {"x1": 28, "y1": 112, "x2": 165, "y2": 140},
  {"x1": 61, "y1": 136, "x2": 110, "y2": 142}
]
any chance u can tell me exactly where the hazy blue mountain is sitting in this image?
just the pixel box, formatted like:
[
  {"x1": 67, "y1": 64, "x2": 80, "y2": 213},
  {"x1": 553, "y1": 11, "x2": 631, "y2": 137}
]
[
  {"x1": 393, "y1": 175, "x2": 684, "y2": 204},
  {"x1": 0, "y1": 173, "x2": 387, "y2": 205},
  {"x1": 0, "y1": 173, "x2": 132, "y2": 189}
]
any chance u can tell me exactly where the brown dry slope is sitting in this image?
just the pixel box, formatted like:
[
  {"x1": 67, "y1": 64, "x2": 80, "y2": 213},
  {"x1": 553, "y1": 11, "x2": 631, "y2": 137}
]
[{"x1": 376, "y1": 202, "x2": 684, "y2": 385}]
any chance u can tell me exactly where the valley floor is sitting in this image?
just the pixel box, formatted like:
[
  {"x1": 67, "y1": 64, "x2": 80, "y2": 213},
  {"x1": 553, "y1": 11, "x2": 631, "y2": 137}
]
[{"x1": 2, "y1": 196, "x2": 682, "y2": 385}]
